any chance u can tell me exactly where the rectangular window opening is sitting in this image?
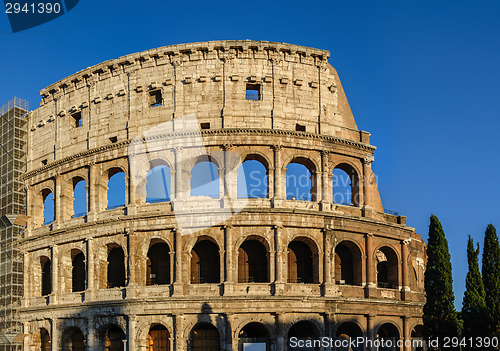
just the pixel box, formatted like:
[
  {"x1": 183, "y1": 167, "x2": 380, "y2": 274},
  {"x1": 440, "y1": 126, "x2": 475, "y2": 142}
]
[
  {"x1": 296, "y1": 124, "x2": 306, "y2": 132},
  {"x1": 200, "y1": 122, "x2": 210, "y2": 130},
  {"x1": 148, "y1": 89, "x2": 163, "y2": 107},
  {"x1": 246, "y1": 83, "x2": 261, "y2": 100},
  {"x1": 72, "y1": 112, "x2": 82, "y2": 128},
  {"x1": 109, "y1": 136, "x2": 118, "y2": 143}
]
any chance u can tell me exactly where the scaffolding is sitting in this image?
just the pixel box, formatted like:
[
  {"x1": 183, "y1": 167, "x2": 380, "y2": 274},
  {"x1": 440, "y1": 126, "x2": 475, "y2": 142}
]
[{"x1": 0, "y1": 97, "x2": 28, "y2": 351}]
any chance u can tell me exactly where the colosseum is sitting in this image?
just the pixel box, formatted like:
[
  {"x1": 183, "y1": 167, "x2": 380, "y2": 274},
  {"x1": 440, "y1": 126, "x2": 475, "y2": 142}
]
[{"x1": 17, "y1": 40, "x2": 426, "y2": 351}]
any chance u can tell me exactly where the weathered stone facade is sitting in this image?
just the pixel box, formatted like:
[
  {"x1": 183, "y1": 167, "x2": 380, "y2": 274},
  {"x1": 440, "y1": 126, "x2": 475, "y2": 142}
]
[{"x1": 19, "y1": 40, "x2": 425, "y2": 350}]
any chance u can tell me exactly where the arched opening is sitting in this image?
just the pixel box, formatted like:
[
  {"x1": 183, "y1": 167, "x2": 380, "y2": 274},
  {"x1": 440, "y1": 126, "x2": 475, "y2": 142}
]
[
  {"x1": 40, "y1": 256, "x2": 52, "y2": 296},
  {"x1": 107, "y1": 246, "x2": 126, "y2": 288},
  {"x1": 42, "y1": 189, "x2": 54, "y2": 225},
  {"x1": 237, "y1": 158, "x2": 268, "y2": 198},
  {"x1": 376, "y1": 247, "x2": 399, "y2": 289},
  {"x1": 40, "y1": 327, "x2": 50, "y2": 351},
  {"x1": 334, "y1": 241, "x2": 363, "y2": 286},
  {"x1": 147, "y1": 242, "x2": 171, "y2": 285},
  {"x1": 238, "y1": 239, "x2": 269, "y2": 283},
  {"x1": 61, "y1": 327, "x2": 85, "y2": 351},
  {"x1": 332, "y1": 164, "x2": 359, "y2": 206},
  {"x1": 72, "y1": 250, "x2": 86, "y2": 292},
  {"x1": 335, "y1": 322, "x2": 363, "y2": 351},
  {"x1": 189, "y1": 323, "x2": 219, "y2": 351},
  {"x1": 288, "y1": 239, "x2": 318, "y2": 284},
  {"x1": 107, "y1": 168, "x2": 126, "y2": 210},
  {"x1": 73, "y1": 177, "x2": 87, "y2": 218},
  {"x1": 411, "y1": 325, "x2": 425, "y2": 351},
  {"x1": 147, "y1": 324, "x2": 170, "y2": 351},
  {"x1": 191, "y1": 240, "x2": 220, "y2": 284},
  {"x1": 286, "y1": 159, "x2": 316, "y2": 201},
  {"x1": 288, "y1": 320, "x2": 320, "y2": 351},
  {"x1": 377, "y1": 323, "x2": 400, "y2": 351},
  {"x1": 103, "y1": 325, "x2": 125, "y2": 351},
  {"x1": 239, "y1": 322, "x2": 271, "y2": 350},
  {"x1": 146, "y1": 165, "x2": 171, "y2": 203},
  {"x1": 190, "y1": 159, "x2": 220, "y2": 198}
]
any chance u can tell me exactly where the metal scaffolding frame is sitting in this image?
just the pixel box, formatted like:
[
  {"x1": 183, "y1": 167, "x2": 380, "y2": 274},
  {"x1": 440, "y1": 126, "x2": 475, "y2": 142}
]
[{"x1": 0, "y1": 97, "x2": 28, "y2": 351}]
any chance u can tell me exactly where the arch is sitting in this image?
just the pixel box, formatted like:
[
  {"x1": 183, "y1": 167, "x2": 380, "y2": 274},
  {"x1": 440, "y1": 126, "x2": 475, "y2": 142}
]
[
  {"x1": 191, "y1": 240, "x2": 220, "y2": 284},
  {"x1": 102, "y1": 324, "x2": 126, "y2": 351},
  {"x1": 107, "y1": 246, "x2": 126, "y2": 288},
  {"x1": 334, "y1": 240, "x2": 363, "y2": 286},
  {"x1": 40, "y1": 256, "x2": 52, "y2": 296},
  {"x1": 72, "y1": 177, "x2": 87, "y2": 218},
  {"x1": 376, "y1": 323, "x2": 400, "y2": 351},
  {"x1": 332, "y1": 163, "x2": 360, "y2": 207},
  {"x1": 189, "y1": 323, "x2": 219, "y2": 351},
  {"x1": 107, "y1": 167, "x2": 126, "y2": 210},
  {"x1": 147, "y1": 242, "x2": 171, "y2": 285},
  {"x1": 238, "y1": 239, "x2": 269, "y2": 283},
  {"x1": 288, "y1": 238, "x2": 319, "y2": 284},
  {"x1": 237, "y1": 156, "x2": 269, "y2": 199},
  {"x1": 71, "y1": 250, "x2": 86, "y2": 292},
  {"x1": 288, "y1": 320, "x2": 321, "y2": 351},
  {"x1": 40, "y1": 327, "x2": 50, "y2": 351},
  {"x1": 190, "y1": 158, "x2": 220, "y2": 198},
  {"x1": 146, "y1": 164, "x2": 171, "y2": 203},
  {"x1": 147, "y1": 324, "x2": 170, "y2": 351},
  {"x1": 376, "y1": 246, "x2": 399, "y2": 289},
  {"x1": 239, "y1": 322, "x2": 271, "y2": 350},
  {"x1": 286, "y1": 158, "x2": 317, "y2": 201},
  {"x1": 42, "y1": 188, "x2": 54, "y2": 225},
  {"x1": 61, "y1": 326, "x2": 85, "y2": 351}
]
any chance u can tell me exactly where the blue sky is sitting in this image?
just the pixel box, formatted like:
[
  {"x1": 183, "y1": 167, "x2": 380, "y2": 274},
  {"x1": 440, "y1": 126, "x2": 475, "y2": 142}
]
[{"x1": 3, "y1": 0, "x2": 500, "y2": 307}]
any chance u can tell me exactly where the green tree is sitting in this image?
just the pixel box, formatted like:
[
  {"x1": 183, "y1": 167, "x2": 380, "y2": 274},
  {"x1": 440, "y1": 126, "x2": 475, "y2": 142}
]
[
  {"x1": 462, "y1": 235, "x2": 488, "y2": 349},
  {"x1": 423, "y1": 215, "x2": 459, "y2": 349},
  {"x1": 482, "y1": 224, "x2": 500, "y2": 339}
]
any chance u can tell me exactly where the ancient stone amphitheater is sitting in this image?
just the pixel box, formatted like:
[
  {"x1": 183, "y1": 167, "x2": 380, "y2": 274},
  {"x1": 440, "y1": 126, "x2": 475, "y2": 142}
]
[{"x1": 19, "y1": 40, "x2": 426, "y2": 351}]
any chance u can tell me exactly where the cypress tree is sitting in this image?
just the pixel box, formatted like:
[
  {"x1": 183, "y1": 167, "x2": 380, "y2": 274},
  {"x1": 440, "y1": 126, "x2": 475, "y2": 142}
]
[
  {"x1": 482, "y1": 224, "x2": 500, "y2": 338},
  {"x1": 462, "y1": 235, "x2": 488, "y2": 349},
  {"x1": 423, "y1": 215, "x2": 459, "y2": 348}
]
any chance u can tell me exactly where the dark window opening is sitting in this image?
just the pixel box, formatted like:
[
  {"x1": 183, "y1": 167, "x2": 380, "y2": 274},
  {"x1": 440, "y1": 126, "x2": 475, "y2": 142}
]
[
  {"x1": 246, "y1": 83, "x2": 261, "y2": 100},
  {"x1": 200, "y1": 122, "x2": 210, "y2": 130},
  {"x1": 72, "y1": 252, "x2": 86, "y2": 292},
  {"x1": 190, "y1": 323, "x2": 219, "y2": 351},
  {"x1": 104, "y1": 325, "x2": 125, "y2": 351},
  {"x1": 334, "y1": 242, "x2": 362, "y2": 286},
  {"x1": 41, "y1": 257, "x2": 52, "y2": 296},
  {"x1": 288, "y1": 241, "x2": 314, "y2": 283},
  {"x1": 148, "y1": 324, "x2": 170, "y2": 351},
  {"x1": 149, "y1": 90, "x2": 163, "y2": 107},
  {"x1": 41, "y1": 159, "x2": 48, "y2": 166},
  {"x1": 41, "y1": 328, "x2": 50, "y2": 351},
  {"x1": 295, "y1": 124, "x2": 306, "y2": 132},
  {"x1": 62, "y1": 327, "x2": 85, "y2": 351},
  {"x1": 107, "y1": 247, "x2": 125, "y2": 288},
  {"x1": 288, "y1": 321, "x2": 320, "y2": 351},
  {"x1": 238, "y1": 240, "x2": 268, "y2": 283},
  {"x1": 191, "y1": 240, "x2": 220, "y2": 284},
  {"x1": 109, "y1": 136, "x2": 118, "y2": 143},
  {"x1": 72, "y1": 112, "x2": 82, "y2": 128},
  {"x1": 147, "y1": 243, "x2": 170, "y2": 285},
  {"x1": 239, "y1": 322, "x2": 270, "y2": 348}
]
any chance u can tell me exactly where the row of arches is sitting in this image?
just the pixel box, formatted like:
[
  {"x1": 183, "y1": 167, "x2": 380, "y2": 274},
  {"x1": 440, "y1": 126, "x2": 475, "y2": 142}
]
[
  {"x1": 37, "y1": 238, "x2": 412, "y2": 296},
  {"x1": 38, "y1": 321, "x2": 424, "y2": 350},
  {"x1": 38, "y1": 157, "x2": 360, "y2": 225}
]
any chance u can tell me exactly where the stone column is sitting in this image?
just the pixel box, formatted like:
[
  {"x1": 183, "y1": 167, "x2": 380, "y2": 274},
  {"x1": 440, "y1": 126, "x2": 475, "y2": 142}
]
[
  {"x1": 88, "y1": 162, "x2": 98, "y2": 219},
  {"x1": 401, "y1": 239, "x2": 410, "y2": 300},
  {"x1": 50, "y1": 318, "x2": 58, "y2": 351},
  {"x1": 127, "y1": 315, "x2": 137, "y2": 351},
  {"x1": 174, "y1": 314, "x2": 186, "y2": 351},
  {"x1": 275, "y1": 313, "x2": 285, "y2": 351},
  {"x1": 54, "y1": 173, "x2": 63, "y2": 227},
  {"x1": 85, "y1": 238, "x2": 94, "y2": 300},
  {"x1": 173, "y1": 228, "x2": 184, "y2": 296},
  {"x1": 127, "y1": 231, "x2": 137, "y2": 298},
  {"x1": 402, "y1": 316, "x2": 411, "y2": 351},
  {"x1": 23, "y1": 253, "x2": 30, "y2": 303},
  {"x1": 51, "y1": 245, "x2": 58, "y2": 304},
  {"x1": 272, "y1": 145, "x2": 283, "y2": 207},
  {"x1": 362, "y1": 156, "x2": 374, "y2": 211},
  {"x1": 366, "y1": 314, "x2": 375, "y2": 351},
  {"x1": 224, "y1": 225, "x2": 234, "y2": 295},
  {"x1": 274, "y1": 225, "x2": 285, "y2": 294},
  {"x1": 127, "y1": 157, "x2": 137, "y2": 215},
  {"x1": 87, "y1": 317, "x2": 96, "y2": 351},
  {"x1": 172, "y1": 147, "x2": 183, "y2": 201},
  {"x1": 320, "y1": 151, "x2": 331, "y2": 211},
  {"x1": 365, "y1": 234, "x2": 375, "y2": 296},
  {"x1": 323, "y1": 228, "x2": 335, "y2": 296}
]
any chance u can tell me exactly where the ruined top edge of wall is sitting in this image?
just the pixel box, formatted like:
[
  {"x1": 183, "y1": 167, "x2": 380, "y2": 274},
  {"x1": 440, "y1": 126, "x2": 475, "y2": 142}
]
[{"x1": 40, "y1": 40, "x2": 331, "y2": 97}]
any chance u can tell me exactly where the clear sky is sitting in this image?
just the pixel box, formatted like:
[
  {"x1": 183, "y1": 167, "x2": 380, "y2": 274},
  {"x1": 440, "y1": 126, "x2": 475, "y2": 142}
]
[{"x1": 2, "y1": 0, "x2": 500, "y2": 307}]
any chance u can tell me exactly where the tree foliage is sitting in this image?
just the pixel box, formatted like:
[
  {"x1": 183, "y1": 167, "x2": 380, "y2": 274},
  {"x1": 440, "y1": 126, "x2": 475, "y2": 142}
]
[
  {"x1": 462, "y1": 235, "x2": 488, "y2": 348},
  {"x1": 423, "y1": 215, "x2": 459, "y2": 347},
  {"x1": 482, "y1": 224, "x2": 500, "y2": 338}
]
